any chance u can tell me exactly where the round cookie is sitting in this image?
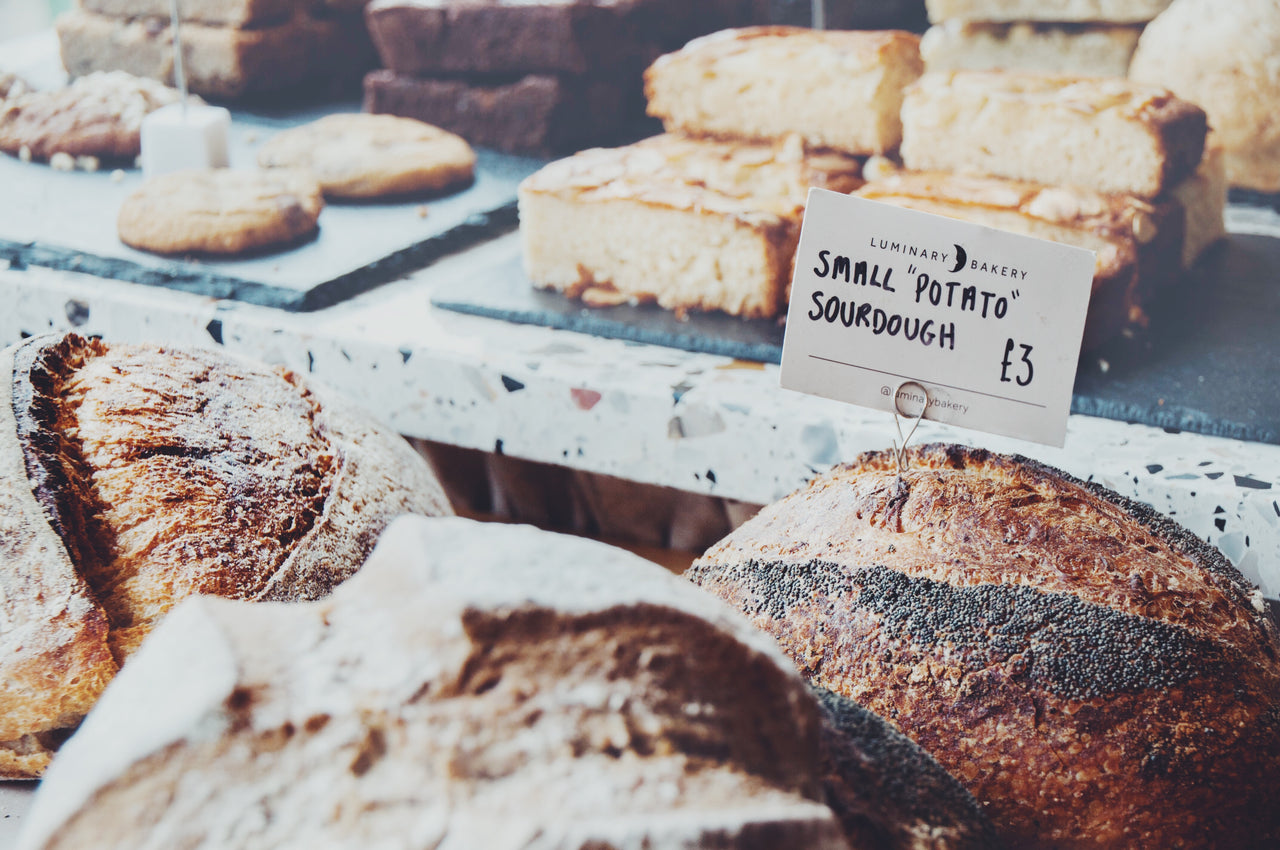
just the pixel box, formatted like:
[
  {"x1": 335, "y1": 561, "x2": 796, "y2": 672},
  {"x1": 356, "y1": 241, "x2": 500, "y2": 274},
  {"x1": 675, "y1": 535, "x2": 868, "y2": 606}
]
[
  {"x1": 117, "y1": 169, "x2": 324, "y2": 256},
  {"x1": 1129, "y1": 0, "x2": 1280, "y2": 193},
  {"x1": 256, "y1": 113, "x2": 477, "y2": 199},
  {"x1": 0, "y1": 71, "x2": 183, "y2": 161}
]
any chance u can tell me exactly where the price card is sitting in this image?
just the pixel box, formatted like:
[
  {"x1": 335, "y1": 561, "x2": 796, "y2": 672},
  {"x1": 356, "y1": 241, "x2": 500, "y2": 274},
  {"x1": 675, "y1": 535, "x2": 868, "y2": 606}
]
[{"x1": 780, "y1": 189, "x2": 1097, "y2": 447}]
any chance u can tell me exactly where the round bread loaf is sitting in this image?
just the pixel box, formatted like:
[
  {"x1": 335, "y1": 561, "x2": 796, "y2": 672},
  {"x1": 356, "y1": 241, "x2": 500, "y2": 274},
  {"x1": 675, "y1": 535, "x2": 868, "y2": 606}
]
[
  {"x1": 688, "y1": 444, "x2": 1280, "y2": 849},
  {"x1": 0, "y1": 333, "x2": 452, "y2": 778},
  {"x1": 16, "y1": 516, "x2": 998, "y2": 850},
  {"x1": 1129, "y1": 0, "x2": 1280, "y2": 192}
]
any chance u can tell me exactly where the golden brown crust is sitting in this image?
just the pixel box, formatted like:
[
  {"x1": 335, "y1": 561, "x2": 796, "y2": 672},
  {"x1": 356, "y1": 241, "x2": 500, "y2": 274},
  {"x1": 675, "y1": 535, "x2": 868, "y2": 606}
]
[
  {"x1": 117, "y1": 169, "x2": 324, "y2": 256},
  {"x1": 688, "y1": 444, "x2": 1280, "y2": 849},
  {"x1": 256, "y1": 113, "x2": 476, "y2": 200},
  {"x1": 0, "y1": 333, "x2": 452, "y2": 777}
]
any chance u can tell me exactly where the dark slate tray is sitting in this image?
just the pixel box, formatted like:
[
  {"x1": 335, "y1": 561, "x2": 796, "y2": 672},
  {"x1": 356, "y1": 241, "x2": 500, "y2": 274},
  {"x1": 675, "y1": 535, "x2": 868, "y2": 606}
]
[
  {"x1": 433, "y1": 232, "x2": 1280, "y2": 445},
  {"x1": 0, "y1": 103, "x2": 545, "y2": 311}
]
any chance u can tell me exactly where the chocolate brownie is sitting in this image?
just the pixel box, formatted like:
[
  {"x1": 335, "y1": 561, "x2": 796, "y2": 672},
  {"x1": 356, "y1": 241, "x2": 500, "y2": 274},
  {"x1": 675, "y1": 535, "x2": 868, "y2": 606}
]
[
  {"x1": 363, "y1": 69, "x2": 651, "y2": 156},
  {"x1": 364, "y1": 0, "x2": 757, "y2": 76}
]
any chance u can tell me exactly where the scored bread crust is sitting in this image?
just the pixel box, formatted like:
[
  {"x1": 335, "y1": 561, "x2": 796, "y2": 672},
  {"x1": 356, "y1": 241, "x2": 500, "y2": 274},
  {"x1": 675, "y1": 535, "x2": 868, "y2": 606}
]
[
  {"x1": 856, "y1": 164, "x2": 1185, "y2": 349},
  {"x1": 0, "y1": 333, "x2": 452, "y2": 778},
  {"x1": 645, "y1": 26, "x2": 923, "y2": 155},
  {"x1": 688, "y1": 444, "x2": 1280, "y2": 849}
]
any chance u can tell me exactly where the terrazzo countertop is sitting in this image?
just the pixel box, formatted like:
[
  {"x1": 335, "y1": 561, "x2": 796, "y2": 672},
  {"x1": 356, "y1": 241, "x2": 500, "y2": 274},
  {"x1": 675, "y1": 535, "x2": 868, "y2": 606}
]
[{"x1": 3, "y1": 221, "x2": 1279, "y2": 601}]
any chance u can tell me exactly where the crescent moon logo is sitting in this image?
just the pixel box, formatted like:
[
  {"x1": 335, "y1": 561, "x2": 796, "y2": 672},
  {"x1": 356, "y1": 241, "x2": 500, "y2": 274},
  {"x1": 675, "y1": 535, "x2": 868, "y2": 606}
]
[{"x1": 951, "y1": 244, "x2": 967, "y2": 274}]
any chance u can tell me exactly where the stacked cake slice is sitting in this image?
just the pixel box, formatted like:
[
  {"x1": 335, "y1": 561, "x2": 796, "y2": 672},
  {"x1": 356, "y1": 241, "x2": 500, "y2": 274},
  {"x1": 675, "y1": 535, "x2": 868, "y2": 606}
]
[
  {"x1": 518, "y1": 27, "x2": 924, "y2": 318},
  {"x1": 363, "y1": 0, "x2": 757, "y2": 156},
  {"x1": 860, "y1": 69, "x2": 1223, "y2": 349},
  {"x1": 920, "y1": 0, "x2": 1174, "y2": 76},
  {"x1": 55, "y1": 0, "x2": 375, "y2": 100}
]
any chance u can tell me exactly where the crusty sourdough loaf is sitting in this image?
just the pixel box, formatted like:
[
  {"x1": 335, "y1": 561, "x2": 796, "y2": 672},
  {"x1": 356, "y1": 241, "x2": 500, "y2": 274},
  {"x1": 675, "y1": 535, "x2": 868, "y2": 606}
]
[
  {"x1": 925, "y1": 0, "x2": 1172, "y2": 23},
  {"x1": 899, "y1": 71, "x2": 1207, "y2": 197},
  {"x1": 0, "y1": 333, "x2": 451, "y2": 778},
  {"x1": 645, "y1": 27, "x2": 923, "y2": 156},
  {"x1": 1128, "y1": 0, "x2": 1280, "y2": 193},
  {"x1": 518, "y1": 133, "x2": 863, "y2": 318},
  {"x1": 855, "y1": 162, "x2": 1185, "y2": 350},
  {"x1": 688, "y1": 444, "x2": 1280, "y2": 850},
  {"x1": 16, "y1": 516, "x2": 996, "y2": 850},
  {"x1": 920, "y1": 21, "x2": 1141, "y2": 77}
]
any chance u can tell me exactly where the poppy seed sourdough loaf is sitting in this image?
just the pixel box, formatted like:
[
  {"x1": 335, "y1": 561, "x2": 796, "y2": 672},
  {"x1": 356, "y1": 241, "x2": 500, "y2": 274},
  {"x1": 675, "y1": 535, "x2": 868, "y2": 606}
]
[
  {"x1": 0, "y1": 333, "x2": 451, "y2": 778},
  {"x1": 688, "y1": 444, "x2": 1280, "y2": 849},
  {"x1": 17, "y1": 516, "x2": 998, "y2": 850}
]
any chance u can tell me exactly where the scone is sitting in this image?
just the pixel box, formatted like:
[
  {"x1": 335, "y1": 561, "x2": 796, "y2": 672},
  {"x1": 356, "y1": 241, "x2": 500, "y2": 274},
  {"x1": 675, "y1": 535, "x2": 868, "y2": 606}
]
[
  {"x1": 688, "y1": 444, "x2": 1280, "y2": 850},
  {"x1": 518, "y1": 134, "x2": 864, "y2": 319},
  {"x1": 0, "y1": 71, "x2": 183, "y2": 162},
  {"x1": 645, "y1": 27, "x2": 923, "y2": 155},
  {"x1": 856, "y1": 162, "x2": 1184, "y2": 349},
  {"x1": 925, "y1": 0, "x2": 1173, "y2": 23},
  {"x1": 900, "y1": 71, "x2": 1208, "y2": 197},
  {"x1": 0, "y1": 333, "x2": 452, "y2": 778},
  {"x1": 257, "y1": 113, "x2": 475, "y2": 200},
  {"x1": 920, "y1": 21, "x2": 1142, "y2": 76},
  {"x1": 16, "y1": 516, "x2": 994, "y2": 850},
  {"x1": 1129, "y1": 0, "x2": 1280, "y2": 193},
  {"x1": 118, "y1": 169, "x2": 324, "y2": 256}
]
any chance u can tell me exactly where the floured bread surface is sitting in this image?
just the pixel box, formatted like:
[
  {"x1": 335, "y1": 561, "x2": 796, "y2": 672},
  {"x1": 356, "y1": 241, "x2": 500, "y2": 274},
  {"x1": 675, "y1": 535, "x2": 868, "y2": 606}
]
[
  {"x1": 117, "y1": 168, "x2": 323, "y2": 256},
  {"x1": 688, "y1": 444, "x2": 1280, "y2": 849},
  {"x1": 925, "y1": 0, "x2": 1172, "y2": 23},
  {"x1": 1129, "y1": 0, "x2": 1280, "y2": 193},
  {"x1": 900, "y1": 71, "x2": 1207, "y2": 197},
  {"x1": 257, "y1": 113, "x2": 476, "y2": 199},
  {"x1": 856, "y1": 162, "x2": 1184, "y2": 349},
  {"x1": 645, "y1": 27, "x2": 923, "y2": 155},
  {"x1": 518, "y1": 133, "x2": 863, "y2": 318},
  {"x1": 19, "y1": 517, "x2": 853, "y2": 850},
  {"x1": 0, "y1": 333, "x2": 451, "y2": 777},
  {"x1": 920, "y1": 21, "x2": 1141, "y2": 76}
]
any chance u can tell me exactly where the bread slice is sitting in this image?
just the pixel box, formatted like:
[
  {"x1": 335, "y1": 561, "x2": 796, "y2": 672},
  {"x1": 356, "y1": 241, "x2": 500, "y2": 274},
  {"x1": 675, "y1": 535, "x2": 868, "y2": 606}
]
[
  {"x1": 688, "y1": 443, "x2": 1280, "y2": 850},
  {"x1": 55, "y1": 9, "x2": 374, "y2": 100},
  {"x1": 18, "y1": 516, "x2": 857, "y2": 850},
  {"x1": 856, "y1": 161, "x2": 1183, "y2": 349},
  {"x1": 925, "y1": 0, "x2": 1173, "y2": 23},
  {"x1": 900, "y1": 71, "x2": 1208, "y2": 197},
  {"x1": 645, "y1": 27, "x2": 923, "y2": 155},
  {"x1": 0, "y1": 333, "x2": 452, "y2": 778},
  {"x1": 920, "y1": 21, "x2": 1141, "y2": 76},
  {"x1": 518, "y1": 134, "x2": 864, "y2": 319}
]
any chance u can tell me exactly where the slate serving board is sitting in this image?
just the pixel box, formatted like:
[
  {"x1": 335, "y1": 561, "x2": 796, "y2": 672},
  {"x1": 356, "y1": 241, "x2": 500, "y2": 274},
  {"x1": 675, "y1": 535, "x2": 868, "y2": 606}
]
[
  {"x1": 0, "y1": 103, "x2": 545, "y2": 311},
  {"x1": 432, "y1": 232, "x2": 1280, "y2": 446}
]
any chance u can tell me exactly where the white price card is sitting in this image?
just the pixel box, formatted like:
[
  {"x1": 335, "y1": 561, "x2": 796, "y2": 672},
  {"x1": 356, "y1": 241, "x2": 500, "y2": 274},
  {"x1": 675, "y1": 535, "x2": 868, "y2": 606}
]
[{"x1": 780, "y1": 189, "x2": 1097, "y2": 447}]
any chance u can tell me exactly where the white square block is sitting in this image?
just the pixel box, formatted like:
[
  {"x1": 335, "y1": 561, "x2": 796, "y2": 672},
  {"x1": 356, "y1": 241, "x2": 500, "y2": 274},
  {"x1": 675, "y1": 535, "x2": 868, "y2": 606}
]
[{"x1": 140, "y1": 103, "x2": 231, "y2": 178}]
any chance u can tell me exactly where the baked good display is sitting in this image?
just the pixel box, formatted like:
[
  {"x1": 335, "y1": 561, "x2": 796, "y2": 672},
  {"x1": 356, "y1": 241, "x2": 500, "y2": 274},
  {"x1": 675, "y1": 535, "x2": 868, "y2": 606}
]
[
  {"x1": 899, "y1": 71, "x2": 1207, "y2": 197},
  {"x1": 0, "y1": 71, "x2": 183, "y2": 162},
  {"x1": 0, "y1": 333, "x2": 452, "y2": 779},
  {"x1": 518, "y1": 133, "x2": 863, "y2": 319},
  {"x1": 256, "y1": 113, "x2": 476, "y2": 200},
  {"x1": 925, "y1": 0, "x2": 1173, "y2": 23},
  {"x1": 688, "y1": 444, "x2": 1280, "y2": 849},
  {"x1": 363, "y1": 70, "x2": 642, "y2": 157},
  {"x1": 920, "y1": 21, "x2": 1142, "y2": 76},
  {"x1": 15, "y1": 515, "x2": 995, "y2": 849},
  {"x1": 117, "y1": 168, "x2": 324, "y2": 256},
  {"x1": 1129, "y1": 0, "x2": 1280, "y2": 193},
  {"x1": 644, "y1": 27, "x2": 923, "y2": 155},
  {"x1": 855, "y1": 162, "x2": 1187, "y2": 349},
  {"x1": 56, "y1": 7, "x2": 374, "y2": 100}
]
